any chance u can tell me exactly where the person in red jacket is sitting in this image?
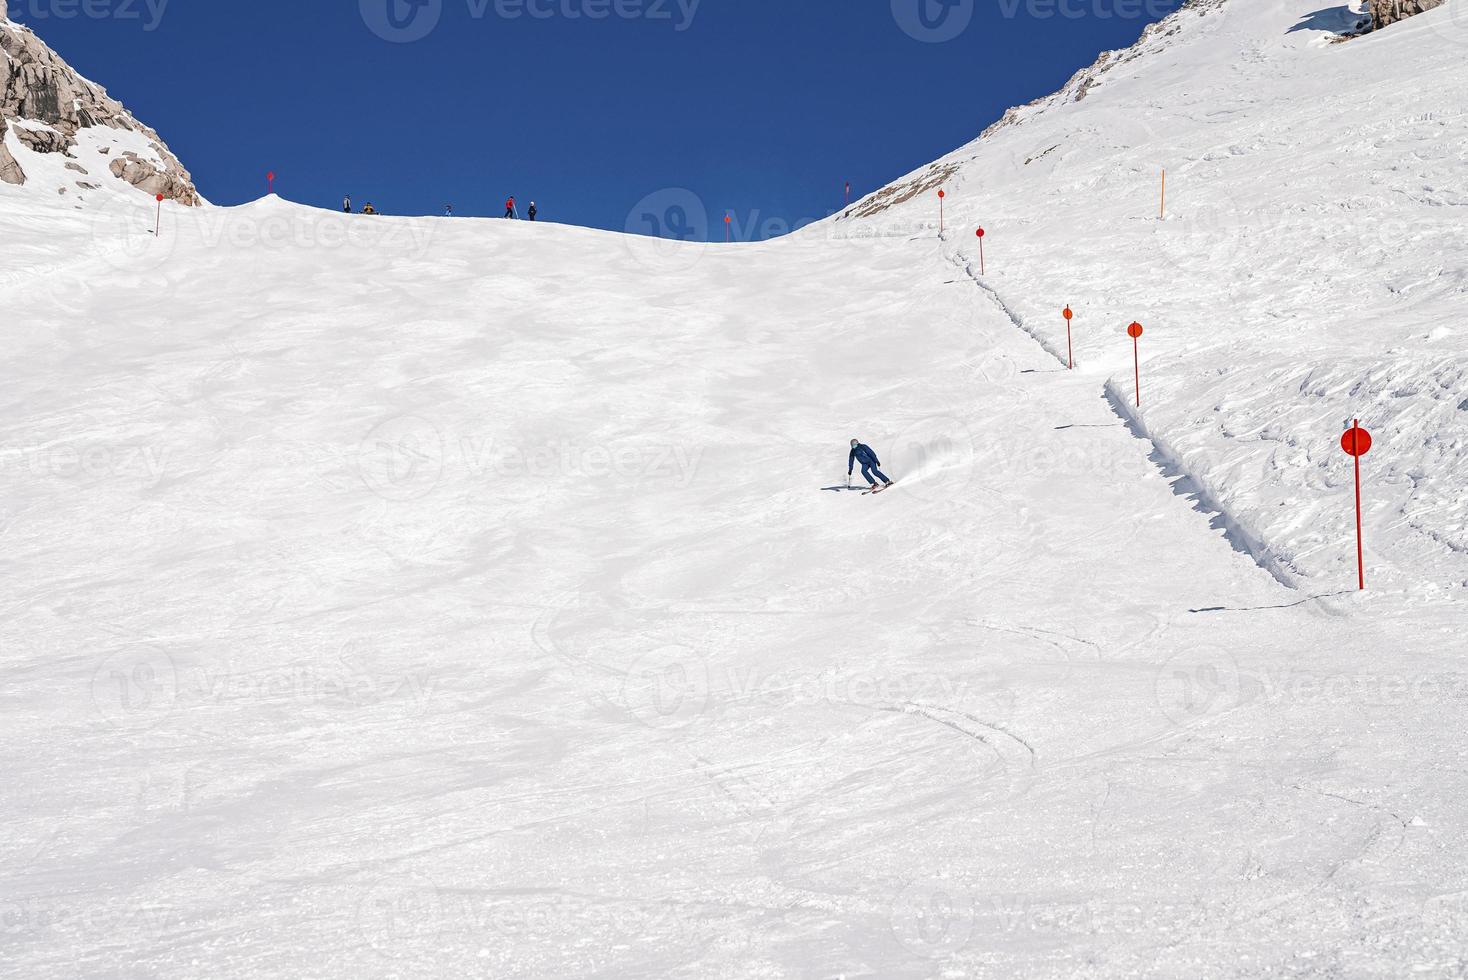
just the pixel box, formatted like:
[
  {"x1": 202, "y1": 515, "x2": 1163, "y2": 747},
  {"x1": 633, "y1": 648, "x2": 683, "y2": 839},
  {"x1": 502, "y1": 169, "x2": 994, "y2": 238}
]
[{"x1": 504, "y1": 196, "x2": 516, "y2": 218}]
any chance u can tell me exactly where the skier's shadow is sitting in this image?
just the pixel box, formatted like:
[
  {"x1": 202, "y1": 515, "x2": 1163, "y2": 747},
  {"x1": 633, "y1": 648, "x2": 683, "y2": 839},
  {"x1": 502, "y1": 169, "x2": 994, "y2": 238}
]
[{"x1": 822, "y1": 485, "x2": 869, "y2": 493}]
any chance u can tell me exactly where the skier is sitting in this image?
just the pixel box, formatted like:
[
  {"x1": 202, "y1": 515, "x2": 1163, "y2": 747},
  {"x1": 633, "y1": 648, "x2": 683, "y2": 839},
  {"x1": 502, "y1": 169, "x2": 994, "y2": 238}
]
[
  {"x1": 343, "y1": 195, "x2": 352, "y2": 214},
  {"x1": 504, "y1": 196, "x2": 516, "y2": 219},
  {"x1": 528, "y1": 202, "x2": 538, "y2": 221},
  {"x1": 444, "y1": 203, "x2": 454, "y2": 217},
  {"x1": 362, "y1": 202, "x2": 378, "y2": 216},
  {"x1": 848, "y1": 438, "x2": 893, "y2": 491}
]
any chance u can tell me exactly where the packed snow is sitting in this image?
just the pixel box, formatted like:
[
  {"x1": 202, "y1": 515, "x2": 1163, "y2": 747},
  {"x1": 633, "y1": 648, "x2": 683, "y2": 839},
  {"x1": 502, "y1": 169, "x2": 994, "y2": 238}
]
[
  {"x1": 890, "y1": 0, "x2": 1468, "y2": 600},
  {"x1": 3, "y1": 0, "x2": 1468, "y2": 977}
]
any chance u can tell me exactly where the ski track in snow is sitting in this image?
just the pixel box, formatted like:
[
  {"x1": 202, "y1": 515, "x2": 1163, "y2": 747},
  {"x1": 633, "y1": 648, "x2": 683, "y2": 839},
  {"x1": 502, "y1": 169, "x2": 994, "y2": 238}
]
[
  {"x1": 4, "y1": 1, "x2": 1468, "y2": 977},
  {"x1": 953, "y1": 243, "x2": 1306, "y2": 595}
]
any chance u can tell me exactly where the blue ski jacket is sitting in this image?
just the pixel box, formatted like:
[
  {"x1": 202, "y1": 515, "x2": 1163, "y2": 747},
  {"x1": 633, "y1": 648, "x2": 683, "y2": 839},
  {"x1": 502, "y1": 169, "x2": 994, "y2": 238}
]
[{"x1": 848, "y1": 443, "x2": 880, "y2": 474}]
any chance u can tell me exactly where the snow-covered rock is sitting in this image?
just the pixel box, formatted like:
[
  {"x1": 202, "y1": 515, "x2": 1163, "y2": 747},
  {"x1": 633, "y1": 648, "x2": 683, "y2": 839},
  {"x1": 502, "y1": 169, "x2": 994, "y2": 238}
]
[{"x1": 0, "y1": 11, "x2": 197, "y2": 202}]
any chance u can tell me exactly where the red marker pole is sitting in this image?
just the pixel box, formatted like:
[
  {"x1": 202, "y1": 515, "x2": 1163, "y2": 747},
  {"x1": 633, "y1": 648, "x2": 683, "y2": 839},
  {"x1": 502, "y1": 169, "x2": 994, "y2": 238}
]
[
  {"x1": 1127, "y1": 322, "x2": 1144, "y2": 407},
  {"x1": 724, "y1": 214, "x2": 732, "y2": 243},
  {"x1": 975, "y1": 227, "x2": 986, "y2": 275},
  {"x1": 1341, "y1": 421, "x2": 1373, "y2": 591},
  {"x1": 267, "y1": 170, "x2": 275, "y2": 195},
  {"x1": 154, "y1": 192, "x2": 164, "y2": 237},
  {"x1": 1063, "y1": 306, "x2": 1074, "y2": 369},
  {"x1": 938, "y1": 189, "x2": 945, "y2": 235}
]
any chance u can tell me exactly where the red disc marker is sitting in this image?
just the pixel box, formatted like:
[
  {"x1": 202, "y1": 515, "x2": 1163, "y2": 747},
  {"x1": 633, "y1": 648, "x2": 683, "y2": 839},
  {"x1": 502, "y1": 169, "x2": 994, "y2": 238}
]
[{"x1": 1341, "y1": 426, "x2": 1372, "y2": 457}]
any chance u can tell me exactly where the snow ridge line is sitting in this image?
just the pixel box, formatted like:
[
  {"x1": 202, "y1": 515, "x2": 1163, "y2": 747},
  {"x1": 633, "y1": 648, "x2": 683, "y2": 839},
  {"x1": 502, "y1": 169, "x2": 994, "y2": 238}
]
[
  {"x1": 948, "y1": 244, "x2": 1300, "y2": 593},
  {"x1": 1102, "y1": 381, "x2": 1300, "y2": 592},
  {"x1": 953, "y1": 255, "x2": 1069, "y2": 367}
]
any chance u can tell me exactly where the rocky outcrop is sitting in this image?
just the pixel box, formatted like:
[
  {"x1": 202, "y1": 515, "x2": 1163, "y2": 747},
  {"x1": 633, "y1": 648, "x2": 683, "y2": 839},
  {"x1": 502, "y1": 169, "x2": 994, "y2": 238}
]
[
  {"x1": 1369, "y1": 0, "x2": 1446, "y2": 29},
  {"x1": 0, "y1": 135, "x2": 24, "y2": 185},
  {"x1": 844, "y1": 162, "x2": 958, "y2": 220},
  {"x1": 979, "y1": 0, "x2": 1230, "y2": 142},
  {"x1": 108, "y1": 150, "x2": 195, "y2": 202},
  {"x1": 0, "y1": 11, "x2": 199, "y2": 202},
  {"x1": 14, "y1": 124, "x2": 70, "y2": 154}
]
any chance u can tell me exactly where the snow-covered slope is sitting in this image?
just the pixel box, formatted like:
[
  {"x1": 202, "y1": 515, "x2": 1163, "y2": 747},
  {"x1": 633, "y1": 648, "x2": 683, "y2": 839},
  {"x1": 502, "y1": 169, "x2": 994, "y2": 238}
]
[
  {"x1": 4, "y1": 2, "x2": 1468, "y2": 978},
  {"x1": 837, "y1": 0, "x2": 1468, "y2": 601}
]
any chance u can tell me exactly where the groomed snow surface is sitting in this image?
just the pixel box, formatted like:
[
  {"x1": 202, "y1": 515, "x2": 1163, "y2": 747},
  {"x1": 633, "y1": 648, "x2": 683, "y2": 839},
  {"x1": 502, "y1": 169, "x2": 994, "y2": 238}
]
[{"x1": 4, "y1": 1, "x2": 1468, "y2": 977}]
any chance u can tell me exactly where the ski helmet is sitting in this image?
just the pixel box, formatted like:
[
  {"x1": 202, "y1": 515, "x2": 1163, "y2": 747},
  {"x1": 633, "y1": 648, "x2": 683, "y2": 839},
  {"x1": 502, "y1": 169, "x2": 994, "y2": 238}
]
[{"x1": 851, "y1": 439, "x2": 859, "y2": 448}]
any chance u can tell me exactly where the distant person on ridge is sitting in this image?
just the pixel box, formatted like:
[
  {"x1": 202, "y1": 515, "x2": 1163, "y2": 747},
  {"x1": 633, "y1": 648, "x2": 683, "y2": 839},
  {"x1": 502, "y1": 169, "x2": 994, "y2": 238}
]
[
  {"x1": 343, "y1": 195, "x2": 352, "y2": 214},
  {"x1": 504, "y1": 196, "x2": 516, "y2": 219},
  {"x1": 362, "y1": 202, "x2": 378, "y2": 216},
  {"x1": 444, "y1": 203, "x2": 454, "y2": 217},
  {"x1": 528, "y1": 202, "x2": 538, "y2": 221},
  {"x1": 848, "y1": 438, "x2": 893, "y2": 491}
]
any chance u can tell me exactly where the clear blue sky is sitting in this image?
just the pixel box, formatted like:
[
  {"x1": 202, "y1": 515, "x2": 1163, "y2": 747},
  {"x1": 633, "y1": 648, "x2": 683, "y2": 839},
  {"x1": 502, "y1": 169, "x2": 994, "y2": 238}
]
[{"x1": 15, "y1": 0, "x2": 1181, "y2": 238}]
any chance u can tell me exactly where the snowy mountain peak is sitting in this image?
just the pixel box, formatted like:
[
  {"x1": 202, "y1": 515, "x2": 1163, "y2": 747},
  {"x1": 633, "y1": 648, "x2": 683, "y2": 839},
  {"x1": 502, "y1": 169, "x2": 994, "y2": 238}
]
[
  {"x1": 842, "y1": 0, "x2": 1235, "y2": 220},
  {"x1": 0, "y1": 12, "x2": 199, "y2": 205}
]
